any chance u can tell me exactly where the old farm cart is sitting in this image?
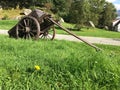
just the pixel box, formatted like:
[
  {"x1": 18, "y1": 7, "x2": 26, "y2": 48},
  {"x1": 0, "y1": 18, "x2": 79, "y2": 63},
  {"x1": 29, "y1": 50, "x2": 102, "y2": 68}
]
[
  {"x1": 8, "y1": 9, "x2": 56, "y2": 40},
  {"x1": 8, "y1": 9, "x2": 101, "y2": 51}
]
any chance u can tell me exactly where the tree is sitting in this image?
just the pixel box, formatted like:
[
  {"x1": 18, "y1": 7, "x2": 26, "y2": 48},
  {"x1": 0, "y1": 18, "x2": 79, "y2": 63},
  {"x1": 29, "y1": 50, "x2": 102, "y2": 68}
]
[
  {"x1": 0, "y1": 0, "x2": 32, "y2": 9},
  {"x1": 98, "y1": 2, "x2": 117, "y2": 29},
  {"x1": 68, "y1": 0, "x2": 91, "y2": 29},
  {"x1": 52, "y1": 0, "x2": 72, "y2": 16},
  {"x1": 66, "y1": 0, "x2": 117, "y2": 30},
  {"x1": 88, "y1": 0, "x2": 105, "y2": 26}
]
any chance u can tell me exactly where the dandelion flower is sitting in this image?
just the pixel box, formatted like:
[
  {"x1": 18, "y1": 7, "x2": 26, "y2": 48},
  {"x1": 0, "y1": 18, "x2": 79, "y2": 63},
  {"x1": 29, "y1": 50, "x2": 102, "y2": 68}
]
[{"x1": 34, "y1": 65, "x2": 40, "y2": 70}]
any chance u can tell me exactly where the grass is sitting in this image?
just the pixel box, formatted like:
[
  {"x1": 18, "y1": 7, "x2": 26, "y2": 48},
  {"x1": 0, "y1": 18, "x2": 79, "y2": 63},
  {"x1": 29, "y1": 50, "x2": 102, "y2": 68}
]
[
  {"x1": 0, "y1": 35, "x2": 120, "y2": 89},
  {"x1": 0, "y1": 20, "x2": 18, "y2": 30},
  {"x1": 57, "y1": 28, "x2": 120, "y2": 38},
  {"x1": 56, "y1": 23, "x2": 120, "y2": 38}
]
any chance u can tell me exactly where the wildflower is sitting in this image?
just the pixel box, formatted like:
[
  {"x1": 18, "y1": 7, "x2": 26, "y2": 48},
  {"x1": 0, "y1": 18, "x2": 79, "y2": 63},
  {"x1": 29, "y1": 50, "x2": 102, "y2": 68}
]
[{"x1": 34, "y1": 65, "x2": 40, "y2": 70}]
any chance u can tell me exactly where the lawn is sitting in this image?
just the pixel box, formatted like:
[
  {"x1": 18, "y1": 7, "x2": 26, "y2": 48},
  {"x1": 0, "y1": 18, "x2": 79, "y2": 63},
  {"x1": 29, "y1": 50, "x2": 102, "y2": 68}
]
[
  {"x1": 0, "y1": 35, "x2": 120, "y2": 89},
  {"x1": 57, "y1": 27, "x2": 120, "y2": 38},
  {"x1": 56, "y1": 23, "x2": 120, "y2": 38},
  {"x1": 0, "y1": 20, "x2": 120, "y2": 38},
  {"x1": 0, "y1": 20, "x2": 18, "y2": 30}
]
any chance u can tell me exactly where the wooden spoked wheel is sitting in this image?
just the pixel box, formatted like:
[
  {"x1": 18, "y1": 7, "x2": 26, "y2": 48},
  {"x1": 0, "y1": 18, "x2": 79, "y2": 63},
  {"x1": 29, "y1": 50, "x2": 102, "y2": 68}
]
[
  {"x1": 39, "y1": 26, "x2": 55, "y2": 40},
  {"x1": 16, "y1": 16, "x2": 40, "y2": 40}
]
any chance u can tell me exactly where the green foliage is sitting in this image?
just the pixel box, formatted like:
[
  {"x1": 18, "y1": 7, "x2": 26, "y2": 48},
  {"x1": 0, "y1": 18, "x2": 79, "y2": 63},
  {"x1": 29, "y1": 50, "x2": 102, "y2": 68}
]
[
  {"x1": 52, "y1": 0, "x2": 72, "y2": 16},
  {"x1": 69, "y1": 0, "x2": 90, "y2": 24},
  {"x1": 89, "y1": 0, "x2": 105, "y2": 25},
  {"x1": 0, "y1": 35, "x2": 120, "y2": 89},
  {"x1": 66, "y1": 0, "x2": 116, "y2": 30},
  {"x1": 98, "y1": 2, "x2": 117, "y2": 29}
]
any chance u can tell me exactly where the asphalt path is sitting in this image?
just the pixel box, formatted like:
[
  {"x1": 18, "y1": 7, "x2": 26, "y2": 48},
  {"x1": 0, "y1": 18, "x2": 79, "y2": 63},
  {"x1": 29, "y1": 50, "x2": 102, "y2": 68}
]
[{"x1": 0, "y1": 30, "x2": 120, "y2": 46}]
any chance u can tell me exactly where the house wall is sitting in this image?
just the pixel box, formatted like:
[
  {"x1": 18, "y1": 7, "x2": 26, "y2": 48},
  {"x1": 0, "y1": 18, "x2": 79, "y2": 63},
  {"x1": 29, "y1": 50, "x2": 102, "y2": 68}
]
[
  {"x1": 118, "y1": 24, "x2": 120, "y2": 32},
  {"x1": 112, "y1": 19, "x2": 120, "y2": 32}
]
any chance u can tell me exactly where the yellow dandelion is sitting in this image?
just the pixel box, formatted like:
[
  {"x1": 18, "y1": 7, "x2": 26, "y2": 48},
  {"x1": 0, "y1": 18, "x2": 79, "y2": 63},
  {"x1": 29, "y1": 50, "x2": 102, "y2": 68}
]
[{"x1": 34, "y1": 65, "x2": 40, "y2": 70}]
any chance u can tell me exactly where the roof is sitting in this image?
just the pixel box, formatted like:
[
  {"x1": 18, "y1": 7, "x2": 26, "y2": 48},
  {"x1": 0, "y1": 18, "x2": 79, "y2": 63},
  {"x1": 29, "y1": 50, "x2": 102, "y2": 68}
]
[{"x1": 113, "y1": 19, "x2": 120, "y2": 27}]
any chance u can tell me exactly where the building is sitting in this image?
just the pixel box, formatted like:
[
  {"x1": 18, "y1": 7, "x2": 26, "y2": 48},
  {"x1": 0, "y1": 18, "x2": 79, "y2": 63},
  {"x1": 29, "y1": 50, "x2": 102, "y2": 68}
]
[{"x1": 113, "y1": 19, "x2": 120, "y2": 32}]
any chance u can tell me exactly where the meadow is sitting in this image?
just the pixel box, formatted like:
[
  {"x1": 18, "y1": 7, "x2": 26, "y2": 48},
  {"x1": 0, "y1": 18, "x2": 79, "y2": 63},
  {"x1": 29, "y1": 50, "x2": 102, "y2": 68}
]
[{"x1": 0, "y1": 35, "x2": 120, "y2": 90}]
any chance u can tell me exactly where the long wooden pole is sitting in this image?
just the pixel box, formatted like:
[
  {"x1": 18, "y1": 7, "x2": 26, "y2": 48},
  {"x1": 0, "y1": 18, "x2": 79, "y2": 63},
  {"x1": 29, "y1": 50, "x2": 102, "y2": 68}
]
[{"x1": 48, "y1": 18, "x2": 102, "y2": 51}]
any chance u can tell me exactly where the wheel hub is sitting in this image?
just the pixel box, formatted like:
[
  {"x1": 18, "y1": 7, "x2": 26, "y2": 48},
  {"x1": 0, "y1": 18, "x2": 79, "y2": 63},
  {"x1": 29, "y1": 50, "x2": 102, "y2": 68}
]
[
  {"x1": 25, "y1": 27, "x2": 30, "y2": 33},
  {"x1": 43, "y1": 32, "x2": 48, "y2": 36}
]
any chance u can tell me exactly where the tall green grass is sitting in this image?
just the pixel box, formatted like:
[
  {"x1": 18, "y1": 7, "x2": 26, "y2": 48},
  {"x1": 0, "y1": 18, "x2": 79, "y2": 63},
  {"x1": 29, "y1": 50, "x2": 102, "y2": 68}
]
[{"x1": 0, "y1": 35, "x2": 120, "y2": 90}]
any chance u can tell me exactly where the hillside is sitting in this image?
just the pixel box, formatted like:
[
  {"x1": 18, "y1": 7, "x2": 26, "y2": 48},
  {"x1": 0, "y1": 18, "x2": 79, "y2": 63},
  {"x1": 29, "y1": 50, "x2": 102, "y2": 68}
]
[{"x1": 0, "y1": 9, "x2": 23, "y2": 19}]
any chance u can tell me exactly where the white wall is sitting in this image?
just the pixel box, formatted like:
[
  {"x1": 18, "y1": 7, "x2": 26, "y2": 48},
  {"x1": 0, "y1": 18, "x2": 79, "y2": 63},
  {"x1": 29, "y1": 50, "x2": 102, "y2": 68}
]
[
  {"x1": 118, "y1": 24, "x2": 120, "y2": 32},
  {"x1": 113, "y1": 19, "x2": 120, "y2": 32}
]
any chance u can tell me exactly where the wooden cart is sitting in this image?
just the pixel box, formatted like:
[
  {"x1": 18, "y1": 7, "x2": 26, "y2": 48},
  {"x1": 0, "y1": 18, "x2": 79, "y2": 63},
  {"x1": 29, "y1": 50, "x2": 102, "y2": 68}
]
[
  {"x1": 8, "y1": 9, "x2": 101, "y2": 51},
  {"x1": 8, "y1": 9, "x2": 55, "y2": 40}
]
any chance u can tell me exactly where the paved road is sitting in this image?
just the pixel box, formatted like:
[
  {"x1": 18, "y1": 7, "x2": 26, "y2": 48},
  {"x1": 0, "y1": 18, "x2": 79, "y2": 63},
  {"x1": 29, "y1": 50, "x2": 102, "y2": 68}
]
[
  {"x1": 0, "y1": 30, "x2": 8, "y2": 35},
  {"x1": 0, "y1": 30, "x2": 120, "y2": 46},
  {"x1": 55, "y1": 34, "x2": 120, "y2": 46}
]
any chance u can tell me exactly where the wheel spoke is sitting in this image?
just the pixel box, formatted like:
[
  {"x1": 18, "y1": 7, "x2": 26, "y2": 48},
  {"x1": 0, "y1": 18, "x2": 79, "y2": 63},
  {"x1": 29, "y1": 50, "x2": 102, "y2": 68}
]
[
  {"x1": 19, "y1": 23, "x2": 24, "y2": 28},
  {"x1": 47, "y1": 34, "x2": 52, "y2": 39},
  {"x1": 31, "y1": 25, "x2": 37, "y2": 29},
  {"x1": 26, "y1": 33, "x2": 31, "y2": 39},
  {"x1": 30, "y1": 32, "x2": 35, "y2": 37},
  {"x1": 28, "y1": 33, "x2": 32, "y2": 39},
  {"x1": 29, "y1": 19, "x2": 33, "y2": 27},
  {"x1": 26, "y1": 19, "x2": 30, "y2": 26},
  {"x1": 46, "y1": 36, "x2": 50, "y2": 40},
  {"x1": 40, "y1": 34, "x2": 44, "y2": 39},
  {"x1": 49, "y1": 32, "x2": 52, "y2": 35},
  {"x1": 27, "y1": 19, "x2": 32, "y2": 27},
  {"x1": 23, "y1": 34, "x2": 26, "y2": 39},
  {"x1": 31, "y1": 29, "x2": 37, "y2": 32},
  {"x1": 18, "y1": 29, "x2": 24, "y2": 31},
  {"x1": 24, "y1": 19, "x2": 27, "y2": 26},
  {"x1": 26, "y1": 34, "x2": 28, "y2": 39},
  {"x1": 44, "y1": 36, "x2": 46, "y2": 39}
]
